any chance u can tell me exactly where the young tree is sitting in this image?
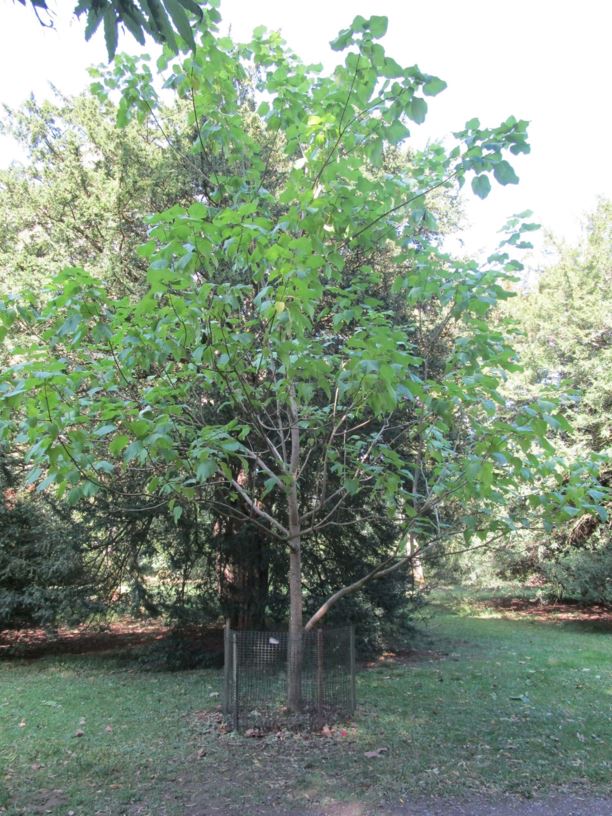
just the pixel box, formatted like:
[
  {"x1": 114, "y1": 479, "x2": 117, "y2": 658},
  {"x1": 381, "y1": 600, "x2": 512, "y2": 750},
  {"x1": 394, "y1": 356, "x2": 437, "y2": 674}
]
[{"x1": 1, "y1": 14, "x2": 606, "y2": 708}]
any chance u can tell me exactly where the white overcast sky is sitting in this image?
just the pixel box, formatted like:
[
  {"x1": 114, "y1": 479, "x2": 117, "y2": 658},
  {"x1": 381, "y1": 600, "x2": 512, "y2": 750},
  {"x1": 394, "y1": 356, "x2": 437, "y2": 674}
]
[{"x1": 0, "y1": 0, "x2": 611, "y2": 263}]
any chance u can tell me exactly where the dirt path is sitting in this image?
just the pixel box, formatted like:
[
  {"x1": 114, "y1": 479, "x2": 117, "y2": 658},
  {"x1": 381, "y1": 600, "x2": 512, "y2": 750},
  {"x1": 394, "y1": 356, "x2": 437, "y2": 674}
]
[
  {"x1": 388, "y1": 793, "x2": 612, "y2": 816},
  {"x1": 185, "y1": 794, "x2": 612, "y2": 816}
]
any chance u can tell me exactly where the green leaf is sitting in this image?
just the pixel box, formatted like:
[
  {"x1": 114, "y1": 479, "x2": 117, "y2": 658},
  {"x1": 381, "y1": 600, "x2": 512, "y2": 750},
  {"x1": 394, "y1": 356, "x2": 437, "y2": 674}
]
[
  {"x1": 471, "y1": 174, "x2": 491, "y2": 199},
  {"x1": 176, "y1": 0, "x2": 204, "y2": 19},
  {"x1": 83, "y1": 7, "x2": 104, "y2": 41},
  {"x1": 103, "y1": 7, "x2": 119, "y2": 60},
  {"x1": 493, "y1": 160, "x2": 519, "y2": 185},
  {"x1": 36, "y1": 474, "x2": 55, "y2": 493},
  {"x1": 407, "y1": 97, "x2": 427, "y2": 124},
  {"x1": 162, "y1": 0, "x2": 196, "y2": 50},
  {"x1": 492, "y1": 452, "x2": 508, "y2": 466},
  {"x1": 93, "y1": 460, "x2": 114, "y2": 474},
  {"x1": 386, "y1": 120, "x2": 410, "y2": 145},
  {"x1": 143, "y1": 0, "x2": 178, "y2": 51},
  {"x1": 196, "y1": 459, "x2": 216, "y2": 481},
  {"x1": 125, "y1": 440, "x2": 144, "y2": 462},
  {"x1": 109, "y1": 434, "x2": 130, "y2": 456},
  {"x1": 330, "y1": 29, "x2": 353, "y2": 51},
  {"x1": 173, "y1": 504, "x2": 183, "y2": 523},
  {"x1": 120, "y1": 10, "x2": 146, "y2": 46},
  {"x1": 423, "y1": 77, "x2": 447, "y2": 96},
  {"x1": 344, "y1": 478, "x2": 360, "y2": 495},
  {"x1": 369, "y1": 15, "x2": 388, "y2": 38},
  {"x1": 94, "y1": 424, "x2": 116, "y2": 437},
  {"x1": 25, "y1": 467, "x2": 43, "y2": 486}
]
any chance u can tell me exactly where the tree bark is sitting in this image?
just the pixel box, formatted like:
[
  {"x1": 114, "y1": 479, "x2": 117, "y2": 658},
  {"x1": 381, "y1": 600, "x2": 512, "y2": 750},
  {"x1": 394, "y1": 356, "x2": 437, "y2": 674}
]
[
  {"x1": 286, "y1": 388, "x2": 303, "y2": 712},
  {"x1": 408, "y1": 534, "x2": 425, "y2": 586},
  {"x1": 287, "y1": 490, "x2": 303, "y2": 712}
]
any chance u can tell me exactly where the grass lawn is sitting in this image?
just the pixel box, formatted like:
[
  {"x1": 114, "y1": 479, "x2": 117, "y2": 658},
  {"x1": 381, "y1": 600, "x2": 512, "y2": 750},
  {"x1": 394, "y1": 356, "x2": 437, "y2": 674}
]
[{"x1": 1, "y1": 591, "x2": 610, "y2": 815}]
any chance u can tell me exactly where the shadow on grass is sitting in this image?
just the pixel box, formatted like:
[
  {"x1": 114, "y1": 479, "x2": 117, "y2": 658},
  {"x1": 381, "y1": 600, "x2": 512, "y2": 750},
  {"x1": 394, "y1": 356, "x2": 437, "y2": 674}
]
[{"x1": 0, "y1": 620, "x2": 225, "y2": 669}]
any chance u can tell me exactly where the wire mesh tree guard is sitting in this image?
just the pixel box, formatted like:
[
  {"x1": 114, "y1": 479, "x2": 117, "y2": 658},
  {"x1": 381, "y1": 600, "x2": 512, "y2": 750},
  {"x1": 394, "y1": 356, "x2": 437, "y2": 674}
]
[{"x1": 223, "y1": 624, "x2": 356, "y2": 732}]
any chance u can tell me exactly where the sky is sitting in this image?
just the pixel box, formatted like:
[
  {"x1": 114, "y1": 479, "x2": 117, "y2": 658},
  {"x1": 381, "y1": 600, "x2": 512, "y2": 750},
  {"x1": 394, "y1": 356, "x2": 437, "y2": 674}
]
[{"x1": 0, "y1": 0, "x2": 611, "y2": 264}]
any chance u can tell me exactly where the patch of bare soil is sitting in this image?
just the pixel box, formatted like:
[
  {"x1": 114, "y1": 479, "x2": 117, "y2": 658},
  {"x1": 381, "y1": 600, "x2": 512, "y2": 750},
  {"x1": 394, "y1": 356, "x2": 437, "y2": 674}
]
[{"x1": 0, "y1": 620, "x2": 223, "y2": 659}]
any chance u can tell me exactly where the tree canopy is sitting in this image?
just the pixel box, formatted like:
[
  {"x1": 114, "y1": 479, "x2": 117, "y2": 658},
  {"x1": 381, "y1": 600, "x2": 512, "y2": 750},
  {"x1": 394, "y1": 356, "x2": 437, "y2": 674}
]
[{"x1": 1, "y1": 11, "x2": 609, "y2": 698}]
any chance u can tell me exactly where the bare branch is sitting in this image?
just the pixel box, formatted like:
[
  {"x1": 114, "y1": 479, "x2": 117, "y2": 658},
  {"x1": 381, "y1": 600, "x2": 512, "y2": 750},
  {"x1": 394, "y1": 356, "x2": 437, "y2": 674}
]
[{"x1": 229, "y1": 477, "x2": 289, "y2": 538}]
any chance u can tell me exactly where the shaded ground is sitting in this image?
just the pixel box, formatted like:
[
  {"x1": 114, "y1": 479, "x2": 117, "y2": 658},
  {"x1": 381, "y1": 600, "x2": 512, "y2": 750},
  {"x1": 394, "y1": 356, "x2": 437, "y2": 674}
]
[
  {"x1": 1, "y1": 598, "x2": 608, "y2": 661},
  {"x1": 483, "y1": 598, "x2": 612, "y2": 628},
  {"x1": 176, "y1": 706, "x2": 611, "y2": 816},
  {"x1": 0, "y1": 620, "x2": 223, "y2": 659}
]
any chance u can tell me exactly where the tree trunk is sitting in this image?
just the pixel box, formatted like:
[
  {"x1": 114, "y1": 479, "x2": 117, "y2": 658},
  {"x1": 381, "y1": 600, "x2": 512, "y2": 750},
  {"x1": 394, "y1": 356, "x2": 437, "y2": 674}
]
[
  {"x1": 286, "y1": 388, "x2": 303, "y2": 713},
  {"x1": 217, "y1": 520, "x2": 269, "y2": 630},
  {"x1": 408, "y1": 534, "x2": 425, "y2": 586},
  {"x1": 287, "y1": 506, "x2": 303, "y2": 712}
]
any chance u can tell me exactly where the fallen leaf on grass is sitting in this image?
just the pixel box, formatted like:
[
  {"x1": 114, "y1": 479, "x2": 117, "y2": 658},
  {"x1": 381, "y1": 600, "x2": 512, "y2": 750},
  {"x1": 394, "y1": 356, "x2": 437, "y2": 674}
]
[
  {"x1": 364, "y1": 747, "x2": 388, "y2": 758},
  {"x1": 18, "y1": 720, "x2": 26, "y2": 728},
  {"x1": 104, "y1": 724, "x2": 113, "y2": 733}
]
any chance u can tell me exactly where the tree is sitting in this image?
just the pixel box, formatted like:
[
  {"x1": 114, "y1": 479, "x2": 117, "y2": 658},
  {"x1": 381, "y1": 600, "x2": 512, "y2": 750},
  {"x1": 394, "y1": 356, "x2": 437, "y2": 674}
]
[
  {"x1": 0, "y1": 450, "x2": 96, "y2": 628},
  {"x1": 0, "y1": 80, "x2": 430, "y2": 637},
  {"x1": 0, "y1": 87, "x2": 222, "y2": 628},
  {"x1": 15, "y1": 0, "x2": 207, "y2": 59},
  {"x1": 0, "y1": 90, "x2": 198, "y2": 297},
  {"x1": 501, "y1": 200, "x2": 611, "y2": 600},
  {"x1": 1, "y1": 14, "x2": 607, "y2": 709},
  {"x1": 516, "y1": 199, "x2": 612, "y2": 452}
]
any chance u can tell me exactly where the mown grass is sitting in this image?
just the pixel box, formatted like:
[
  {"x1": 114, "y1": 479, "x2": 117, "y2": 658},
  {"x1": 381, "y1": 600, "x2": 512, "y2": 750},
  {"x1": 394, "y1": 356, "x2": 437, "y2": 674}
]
[
  {"x1": 1, "y1": 592, "x2": 610, "y2": 815},
  {"x1": 0, "y1": 651, "x2": 221, "y2": 815}
]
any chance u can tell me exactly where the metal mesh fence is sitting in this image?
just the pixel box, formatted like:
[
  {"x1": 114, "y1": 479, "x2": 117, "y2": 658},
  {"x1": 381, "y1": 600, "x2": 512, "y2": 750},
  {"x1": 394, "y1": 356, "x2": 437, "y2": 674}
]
[{"x1": 223, "y1": 625, "x2": 356, "y2": 732}]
